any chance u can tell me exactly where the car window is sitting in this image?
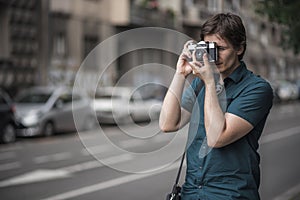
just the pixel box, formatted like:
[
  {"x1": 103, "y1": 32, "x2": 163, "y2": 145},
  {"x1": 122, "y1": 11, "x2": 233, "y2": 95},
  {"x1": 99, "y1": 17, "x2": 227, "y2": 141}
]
[
  {"x1": 17, "y1": 93, "x2": 51, "y2": 103},
  {"x1": 59, "y1": 94, "x2": 73, "y2": 104},
  {"x1": 72, "y1": 94, "x2": 82, "y2": 102}
]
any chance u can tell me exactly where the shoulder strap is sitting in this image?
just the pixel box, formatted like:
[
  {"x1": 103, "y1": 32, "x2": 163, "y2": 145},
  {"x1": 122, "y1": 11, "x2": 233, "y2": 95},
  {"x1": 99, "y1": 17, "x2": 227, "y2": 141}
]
[{"x1": 174, "y1": 152, "x2": 185, "y2": 186}]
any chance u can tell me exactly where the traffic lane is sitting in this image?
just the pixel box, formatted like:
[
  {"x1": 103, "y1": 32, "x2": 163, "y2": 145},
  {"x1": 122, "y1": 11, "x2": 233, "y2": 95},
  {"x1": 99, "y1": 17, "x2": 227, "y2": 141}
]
[
  {"x1": 0, "y1": 165, "x2": 130, "y2": 200},
  {"x1": 70, "y1": 166, "x2": 184, "y2": 200},
  {"x1": 259, "y1": 129, "x2": 300, "y2": 200},
  {"x1": 263, "y1": 101, "x2": 300, "y2": 135},
  {"x1": 0, "y1": 137, "x2": 186, "y2": 200},
  {"x1": 0, "y1": 124, "x2": 186, "y2": 200}
]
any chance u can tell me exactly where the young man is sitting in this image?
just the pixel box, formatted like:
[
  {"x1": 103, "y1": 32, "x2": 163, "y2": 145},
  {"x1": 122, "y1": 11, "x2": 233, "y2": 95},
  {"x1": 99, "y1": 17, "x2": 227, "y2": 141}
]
[{"x1": 159, "y1": 13, "x2": 273, "y2": 200}]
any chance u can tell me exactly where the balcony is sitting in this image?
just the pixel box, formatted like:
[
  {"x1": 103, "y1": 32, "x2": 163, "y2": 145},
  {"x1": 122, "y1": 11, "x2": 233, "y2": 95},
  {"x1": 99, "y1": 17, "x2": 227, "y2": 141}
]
[
  {"x1": 130, "y1": 4, "x2": 175, "y2": 28},
  {"x1": 182, "y1": 6, "x2": 215, "y2": 26}
]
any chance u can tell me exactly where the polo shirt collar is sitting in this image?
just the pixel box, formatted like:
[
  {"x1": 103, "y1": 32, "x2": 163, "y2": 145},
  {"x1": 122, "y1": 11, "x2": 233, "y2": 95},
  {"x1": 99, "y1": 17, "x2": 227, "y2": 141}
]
[{"x1": 224, "y1": 61, "x2": 247, "y2": 84}]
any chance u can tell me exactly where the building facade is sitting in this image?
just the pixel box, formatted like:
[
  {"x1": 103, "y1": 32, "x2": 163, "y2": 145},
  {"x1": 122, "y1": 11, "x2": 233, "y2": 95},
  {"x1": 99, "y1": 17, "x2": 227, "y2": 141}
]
[
  {"x1": 0, "y1": 0, "x2": 299, "y2": 96},
  {"x1": 0, "y1": 0, "x2": 49, "y2": 95}
]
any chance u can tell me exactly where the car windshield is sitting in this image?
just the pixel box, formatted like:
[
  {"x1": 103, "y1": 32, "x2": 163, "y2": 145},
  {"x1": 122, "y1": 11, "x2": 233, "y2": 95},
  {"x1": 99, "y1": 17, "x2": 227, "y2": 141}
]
[{"x1": 17, "y1": 93, "x2": 51, "y2": 103}]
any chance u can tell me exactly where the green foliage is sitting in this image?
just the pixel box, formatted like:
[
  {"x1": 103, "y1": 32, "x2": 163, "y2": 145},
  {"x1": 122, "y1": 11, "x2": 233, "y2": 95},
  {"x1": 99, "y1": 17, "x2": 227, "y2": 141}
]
[{"x1": 256, "y1": 0, "x2": 300, "y2": 54}]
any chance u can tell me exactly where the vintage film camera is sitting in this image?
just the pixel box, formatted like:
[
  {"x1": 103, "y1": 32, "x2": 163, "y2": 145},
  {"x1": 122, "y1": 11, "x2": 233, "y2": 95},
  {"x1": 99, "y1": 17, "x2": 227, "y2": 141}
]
[{"x1": 187, "y1": 41, "x2": 218, "y2": 63}]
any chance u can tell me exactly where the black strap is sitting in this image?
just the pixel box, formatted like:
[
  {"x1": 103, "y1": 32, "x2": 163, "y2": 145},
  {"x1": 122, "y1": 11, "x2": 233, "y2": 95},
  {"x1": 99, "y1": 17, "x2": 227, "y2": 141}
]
[{"x1": 174, "y1": 152, "x2": 185, "y2": 185}]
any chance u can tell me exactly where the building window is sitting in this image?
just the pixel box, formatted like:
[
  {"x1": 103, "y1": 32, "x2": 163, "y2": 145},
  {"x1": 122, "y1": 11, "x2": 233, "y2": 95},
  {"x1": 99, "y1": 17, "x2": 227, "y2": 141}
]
[
  {"x1": 84, "y1": 35, "x2": 98, "y2": 58},
  {"x1": 207, "y1": 0, "x2": 222, "y2": 12},
  {"x1": 53, "y1": 32, "x2": 66, "y2": 58}
]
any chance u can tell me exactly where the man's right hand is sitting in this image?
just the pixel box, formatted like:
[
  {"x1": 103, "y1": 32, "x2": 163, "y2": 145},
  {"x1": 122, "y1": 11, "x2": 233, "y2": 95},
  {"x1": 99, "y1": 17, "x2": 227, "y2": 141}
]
[{"x1": 176, "y1": 40, "x2": 194, "y2": 77}]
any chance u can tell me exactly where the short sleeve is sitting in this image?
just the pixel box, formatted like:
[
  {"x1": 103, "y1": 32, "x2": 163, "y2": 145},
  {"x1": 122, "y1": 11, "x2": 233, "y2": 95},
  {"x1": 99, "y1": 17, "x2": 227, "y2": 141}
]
[
  {"x1": 181, "y1": 78, "x2": 202, "y2": 113},
  {"x1": 227, "y1": 81, "x2": 273, "y2": 127}
]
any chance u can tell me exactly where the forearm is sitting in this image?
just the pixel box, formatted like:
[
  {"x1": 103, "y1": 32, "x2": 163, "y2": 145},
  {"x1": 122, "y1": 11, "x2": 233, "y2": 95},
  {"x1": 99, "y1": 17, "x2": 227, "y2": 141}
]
[
  {"x1": 204, "y1": 82, "x2": 226, "y2": 147},
  {"x1": 159, "y1": 73, "x2": 186, "y2": 132}
]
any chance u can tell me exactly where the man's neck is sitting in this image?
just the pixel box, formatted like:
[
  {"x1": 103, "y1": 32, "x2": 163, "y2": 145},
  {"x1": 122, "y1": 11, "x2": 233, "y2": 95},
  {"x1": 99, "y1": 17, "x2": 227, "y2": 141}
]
[{"x1": 220, "y1": 61, "x2": 241, "y2": 80}]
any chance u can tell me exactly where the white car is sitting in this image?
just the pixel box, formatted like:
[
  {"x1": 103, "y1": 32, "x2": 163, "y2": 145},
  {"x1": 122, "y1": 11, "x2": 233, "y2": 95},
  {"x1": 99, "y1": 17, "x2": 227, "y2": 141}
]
[
  {"x1": 93, "y1": 87, "x2": 162, "y2": 124},
  {"x1": 15, "y1": 86, "x2": 96, "y2": 137},
  {"x1": 276, "y1": 80, "x2": 299, "y2": 101}
]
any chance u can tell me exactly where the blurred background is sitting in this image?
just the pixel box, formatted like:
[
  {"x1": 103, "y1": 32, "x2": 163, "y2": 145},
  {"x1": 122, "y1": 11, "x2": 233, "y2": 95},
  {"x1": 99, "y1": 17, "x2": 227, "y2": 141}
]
[
  {"x1": 0, "y1": 0, "x2": 300, "y2": 95},
  {"x1": 0, "y1": 0, "x2": 300, "y2": 200}
]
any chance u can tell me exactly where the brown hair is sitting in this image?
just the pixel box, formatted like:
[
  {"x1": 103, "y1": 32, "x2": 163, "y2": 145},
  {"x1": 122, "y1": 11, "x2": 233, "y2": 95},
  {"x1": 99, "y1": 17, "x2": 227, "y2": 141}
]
[{"x1": 200, "y1": 13, "x2": 247, "y2": 60}]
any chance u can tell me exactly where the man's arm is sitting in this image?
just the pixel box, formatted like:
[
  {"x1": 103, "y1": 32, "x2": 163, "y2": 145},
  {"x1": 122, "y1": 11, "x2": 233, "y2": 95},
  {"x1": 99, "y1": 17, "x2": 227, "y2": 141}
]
[
  {"x1": 159, "y1": 73, "x2": 191, "y2": 132},
  {"x1": 204, "y1": 82, "x2": 253, "y2": 148},
  {"x1": 159, "y1": 41, "x2": 194, "y2": 132},
  {"x1": 190, "y1": 54, "x2": 253, "y2": 148}
]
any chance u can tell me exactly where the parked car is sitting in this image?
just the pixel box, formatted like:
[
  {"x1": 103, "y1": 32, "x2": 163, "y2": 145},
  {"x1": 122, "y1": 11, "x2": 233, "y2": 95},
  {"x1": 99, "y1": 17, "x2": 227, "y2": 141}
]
[
  {"x1": 0, "y1": 89, "x2": 17, "y2": 144},
  {"x1": 15, "y1": 86, "x2": 96, "y2": 137},
  {"x1": 276, "y1": 80, "x2": 299, "y2": 101},
  {"x1": 93, "y1": 87, "x2": 162, "y2": 124}
]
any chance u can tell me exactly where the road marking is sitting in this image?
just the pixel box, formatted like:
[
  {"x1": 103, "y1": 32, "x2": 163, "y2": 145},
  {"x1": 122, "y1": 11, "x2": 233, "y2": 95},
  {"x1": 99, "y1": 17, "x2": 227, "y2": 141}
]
[
  {"x1": 0, "y1": 145, "x2": 22, "y2": 152},
  {"x1": 81, "y1": 144, "x2": 112, "y2": 156},
  {"x1": 260, "y1": 126, "x2": 300, "y2": 144},
  {"x1": 33, "y1": 152, "x2": 72, "y2": 164},
  {"x1": 61, "y1": 154, "x2": 133, "y2": 173},
  {"x1": 0, "y1": 154, "x2": 133, "y2": 188},
  {"x1": 0, "y1": 152, "x2": 16, "y2": 161},
  {"x1": 273, "y1": 182, "x2": 300, "y2": 200},
  {"x1": 41, "y1": 161, "x2": 185, "y2": 200},
  {"x1": 0, "y1": 162, "x2": 21, "y2": 172},
  {"x1": 0, "y1": 169, "x2": 71, "y2": 187}
]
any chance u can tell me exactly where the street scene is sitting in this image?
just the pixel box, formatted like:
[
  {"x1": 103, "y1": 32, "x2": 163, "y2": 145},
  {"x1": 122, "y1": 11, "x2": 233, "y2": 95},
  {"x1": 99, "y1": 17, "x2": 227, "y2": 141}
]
[
  {"x1": 0, "y1": 101, "x2": 300, "y2": 200},
  {"x1": 1, "y1": 0, "x2": 300, "y2": 200}
]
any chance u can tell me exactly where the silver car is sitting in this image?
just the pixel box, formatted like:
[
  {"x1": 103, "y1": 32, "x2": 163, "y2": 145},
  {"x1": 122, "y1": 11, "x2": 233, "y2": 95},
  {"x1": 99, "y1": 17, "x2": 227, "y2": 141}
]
[
  {"x1": 93, "y1": 87, "x2": 162, "y2": 124},
  {"x1": 15, "y1": 86, "x2": 96, "y2": 137}
]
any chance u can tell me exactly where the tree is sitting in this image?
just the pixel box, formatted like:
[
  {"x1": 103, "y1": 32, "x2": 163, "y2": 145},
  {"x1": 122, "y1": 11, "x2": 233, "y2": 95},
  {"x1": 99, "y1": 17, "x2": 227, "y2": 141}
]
[{"x1": 256, "y1": 0, "x2": 300, "y2": 54}]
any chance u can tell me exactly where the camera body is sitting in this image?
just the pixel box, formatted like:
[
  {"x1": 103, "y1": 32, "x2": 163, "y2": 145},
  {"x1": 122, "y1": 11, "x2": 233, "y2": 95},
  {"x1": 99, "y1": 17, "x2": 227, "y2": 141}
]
[{"x1": 187, "y1": 41, "x2": 218, "y2": 63}]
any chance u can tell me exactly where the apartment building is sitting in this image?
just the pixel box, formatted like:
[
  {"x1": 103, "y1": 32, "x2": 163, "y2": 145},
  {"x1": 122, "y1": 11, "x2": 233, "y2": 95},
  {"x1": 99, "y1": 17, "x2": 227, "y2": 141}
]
[{"x1": 0, "y1": 0, "x2": 299, "y2": 95}]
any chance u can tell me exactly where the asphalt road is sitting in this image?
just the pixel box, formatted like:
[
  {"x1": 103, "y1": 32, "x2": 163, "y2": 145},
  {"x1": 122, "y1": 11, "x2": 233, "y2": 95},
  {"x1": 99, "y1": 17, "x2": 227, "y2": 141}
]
[{"x1": 0, "y1": 101, "x2": 300, "y2": 200}]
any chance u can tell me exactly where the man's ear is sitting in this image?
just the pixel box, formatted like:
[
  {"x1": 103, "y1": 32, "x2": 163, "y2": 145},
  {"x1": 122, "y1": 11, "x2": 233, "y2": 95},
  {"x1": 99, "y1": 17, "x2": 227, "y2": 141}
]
[{"x1": 237, "y1": 45, "x2": 244, "y2": 55}]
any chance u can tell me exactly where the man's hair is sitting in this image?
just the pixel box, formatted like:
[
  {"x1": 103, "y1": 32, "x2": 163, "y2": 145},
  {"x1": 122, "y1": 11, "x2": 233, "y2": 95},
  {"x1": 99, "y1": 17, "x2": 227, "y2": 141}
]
[{"x1": 200, "y1": 12, "x2": 247, "y2": 60}]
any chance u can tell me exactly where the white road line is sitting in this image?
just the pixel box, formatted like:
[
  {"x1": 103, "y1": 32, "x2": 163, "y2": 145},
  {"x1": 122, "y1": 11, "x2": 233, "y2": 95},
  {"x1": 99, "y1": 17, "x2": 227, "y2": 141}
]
[
  {"x1": 0, "y1": 145, "x2": 22, "y2": 152},
  {"x1": 81, "y1": 144, "x2": 112, "y2": 156},
  {"x1": 273, "y1": 182, "x2": 300, "y2": 200},
  {"x1": 61, "y1": 154, "x2": 133, "y2": 173},
  {"x1": 0, "y1": 162, "x2": 21, "y2": 172},
  {"x1": 0, "y1": 154, "x2": 133, "y2": 188},
  {"x1": 0, "y1": 169, "x2": 71, "y2": 188},
  {"x1": 260, "y1": 126, "x2": 300, "y2": 144},
  {"x1": 33, "y1": 152, "x2": 72, "y2": 164},
  {"x1": 0, "y1": 152, "x2": 16, "y2": 161},
  {"x1": 41, "y1": 161, "x2": 185, "y2": 200}
]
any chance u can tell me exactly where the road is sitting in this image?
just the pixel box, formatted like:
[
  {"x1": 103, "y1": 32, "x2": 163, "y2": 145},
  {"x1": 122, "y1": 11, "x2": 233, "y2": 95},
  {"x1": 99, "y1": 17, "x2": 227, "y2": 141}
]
[{"x1": 0, "y1": 101, "x2": 300, "y2": 200}]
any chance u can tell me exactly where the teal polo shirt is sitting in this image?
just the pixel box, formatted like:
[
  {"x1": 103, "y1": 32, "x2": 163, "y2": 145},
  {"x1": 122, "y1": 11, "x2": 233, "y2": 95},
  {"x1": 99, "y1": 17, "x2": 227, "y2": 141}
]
[{"x1": 181, "y1": 62, "x2": 273, "y2": 200}]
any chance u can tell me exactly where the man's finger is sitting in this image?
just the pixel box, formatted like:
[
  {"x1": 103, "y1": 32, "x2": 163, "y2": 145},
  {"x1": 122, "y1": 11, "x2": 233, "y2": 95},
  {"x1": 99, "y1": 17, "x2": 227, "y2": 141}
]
[{"x1": 202, "y1": 53, "x2": 210, "y2": 67}]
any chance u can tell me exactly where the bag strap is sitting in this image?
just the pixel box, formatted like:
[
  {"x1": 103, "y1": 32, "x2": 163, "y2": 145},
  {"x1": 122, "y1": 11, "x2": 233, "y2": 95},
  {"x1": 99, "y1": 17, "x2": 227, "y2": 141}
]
[{"x1": 174, "y1": 152, "x2": 185, "y2": 185}]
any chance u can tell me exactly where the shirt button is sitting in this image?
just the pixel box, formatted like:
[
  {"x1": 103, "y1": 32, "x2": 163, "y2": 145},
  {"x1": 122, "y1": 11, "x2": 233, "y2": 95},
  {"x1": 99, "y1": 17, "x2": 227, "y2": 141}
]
[
  {"x1": 198, "y1": 185, "x2": 202, "y2": 189},
  {"x1": 199, "y1": 166, "x2": 202, "y2": 170}
]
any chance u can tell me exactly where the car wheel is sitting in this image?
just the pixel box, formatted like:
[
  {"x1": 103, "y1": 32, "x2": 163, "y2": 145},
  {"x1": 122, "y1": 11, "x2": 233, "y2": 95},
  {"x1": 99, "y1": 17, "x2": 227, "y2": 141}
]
[
  {"x1": 1, "y1": 123, "x2": 16, "y2": 144},
  {"x1": 43, "y1": 122, "x2": 55, "y2": 137}
]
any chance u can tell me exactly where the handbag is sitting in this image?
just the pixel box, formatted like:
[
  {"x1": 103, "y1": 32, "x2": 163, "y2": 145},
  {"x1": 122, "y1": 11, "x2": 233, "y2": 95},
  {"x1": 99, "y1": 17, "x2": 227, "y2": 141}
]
[{"x1": 166, "y1": 152, "x2": 185, "y2": 200}]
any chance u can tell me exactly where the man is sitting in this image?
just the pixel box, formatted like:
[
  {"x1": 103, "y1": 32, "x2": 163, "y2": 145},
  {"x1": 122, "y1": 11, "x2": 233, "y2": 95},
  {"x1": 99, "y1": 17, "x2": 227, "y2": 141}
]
[{"x1": 159, "y1": 13, "x2": 273, "y2": 200}]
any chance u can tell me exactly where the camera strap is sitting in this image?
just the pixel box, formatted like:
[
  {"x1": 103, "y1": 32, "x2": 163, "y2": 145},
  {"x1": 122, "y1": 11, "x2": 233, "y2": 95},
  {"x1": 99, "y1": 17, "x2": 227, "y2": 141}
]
[
  {"x1": 175, "y1": 152, "x2": 185, "y2": 185},
  {"x1": 169, "y1": 151, "x2": 185, "y2": 198}
]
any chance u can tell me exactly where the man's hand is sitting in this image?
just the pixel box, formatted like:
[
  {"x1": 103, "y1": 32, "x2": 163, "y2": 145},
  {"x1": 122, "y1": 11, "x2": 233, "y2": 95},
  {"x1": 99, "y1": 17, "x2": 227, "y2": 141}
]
[
  {"x1": 190, "y1": 52, "x2": 215, "y2": 85},
  {"x1": 176, "y1": 40, "x2": 194, "y2": 77}
]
